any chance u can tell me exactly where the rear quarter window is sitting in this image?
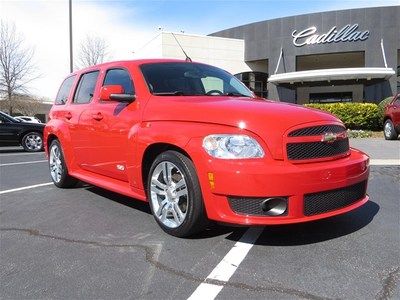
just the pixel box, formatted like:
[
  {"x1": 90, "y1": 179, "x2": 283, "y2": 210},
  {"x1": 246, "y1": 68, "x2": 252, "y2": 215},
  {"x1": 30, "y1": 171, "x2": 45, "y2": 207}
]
[{"x1": 55, "y1": 75, "x2": 76, "y2": 105}]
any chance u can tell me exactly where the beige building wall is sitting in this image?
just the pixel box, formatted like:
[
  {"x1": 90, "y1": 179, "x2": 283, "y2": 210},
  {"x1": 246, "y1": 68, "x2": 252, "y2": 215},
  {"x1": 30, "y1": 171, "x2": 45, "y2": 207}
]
[
  {"x1": 134, "y1": 34, "x2": 163, "y2": 58},
  {"x1": 134, "y1": 32, "x2": 251, "y2": 75}
]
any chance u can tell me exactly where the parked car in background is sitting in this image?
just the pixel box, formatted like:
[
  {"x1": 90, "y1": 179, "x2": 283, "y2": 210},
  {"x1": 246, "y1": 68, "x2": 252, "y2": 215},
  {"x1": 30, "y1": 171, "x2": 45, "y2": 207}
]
[
  {"x1": 14, "y1": 116, "x2": 42, "y2": 123},
  {"x1": 0, "y1": 111, "x2": 45, "y2": 152},
  {"x1": 44, "y1": 59, "x2": 370, "y2": 237},
  {"x1": 383, "y1": 93, "x2": 400, "y2": 140}
]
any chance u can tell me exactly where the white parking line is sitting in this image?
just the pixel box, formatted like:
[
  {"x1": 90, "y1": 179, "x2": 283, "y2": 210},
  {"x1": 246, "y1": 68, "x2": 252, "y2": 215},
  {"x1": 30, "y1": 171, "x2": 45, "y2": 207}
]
[
  {"x1": 370, "y1": 159, "x2": 400, "y2": 166},
  {"x1": 0, "y1": 152, "x2": 44, "y2": 157},
  {"x1": 188, "y1": 227, "x2": 264, "y2": 300},
  {"x1": 0, "y1": 160, "x2": 47, "y2": 167},
  {"x1": 0, "y1": 182, "x2": 53, "y2": 195}
]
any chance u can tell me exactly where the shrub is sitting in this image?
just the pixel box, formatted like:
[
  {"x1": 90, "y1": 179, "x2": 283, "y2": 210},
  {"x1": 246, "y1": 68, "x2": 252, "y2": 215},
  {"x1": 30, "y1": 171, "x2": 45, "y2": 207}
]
[
  {"x1": 305, "y1": 102, "x2": 381, "y2": 130},
  {"x1": 378, "y1": 96, "x2": 393, "y2": 110},
  {"x1": 347, "y1": 129, "x2": 373, "y2": 138},
  {"x1": 377, "y1": 96, "x2": 393, "y2": 121}
]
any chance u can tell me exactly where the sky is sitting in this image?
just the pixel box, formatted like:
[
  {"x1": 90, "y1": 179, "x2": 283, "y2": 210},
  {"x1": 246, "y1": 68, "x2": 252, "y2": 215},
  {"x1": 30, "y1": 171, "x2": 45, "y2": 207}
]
[{"x1": 1, "y1": 0, "x2": 399, "y2": 100}]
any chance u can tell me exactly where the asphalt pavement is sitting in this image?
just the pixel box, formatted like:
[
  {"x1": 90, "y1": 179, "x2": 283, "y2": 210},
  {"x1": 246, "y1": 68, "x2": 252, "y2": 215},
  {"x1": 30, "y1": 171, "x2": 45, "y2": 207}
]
[{"x1": 0, "y1": 139, "x2": 399, "y2": 299}]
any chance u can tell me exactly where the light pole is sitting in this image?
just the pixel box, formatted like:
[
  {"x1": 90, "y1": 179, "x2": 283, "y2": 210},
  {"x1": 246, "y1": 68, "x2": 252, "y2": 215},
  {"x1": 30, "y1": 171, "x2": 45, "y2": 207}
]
[{"x1": 69, "y1": 0, "x2": 73, "y2": 73}]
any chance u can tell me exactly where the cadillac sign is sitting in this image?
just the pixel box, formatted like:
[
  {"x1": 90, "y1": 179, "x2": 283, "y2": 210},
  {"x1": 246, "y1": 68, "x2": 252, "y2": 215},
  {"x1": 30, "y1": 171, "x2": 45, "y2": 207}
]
[{"x1": 292, "y1": 24, "x2": 370, "y2": 47}]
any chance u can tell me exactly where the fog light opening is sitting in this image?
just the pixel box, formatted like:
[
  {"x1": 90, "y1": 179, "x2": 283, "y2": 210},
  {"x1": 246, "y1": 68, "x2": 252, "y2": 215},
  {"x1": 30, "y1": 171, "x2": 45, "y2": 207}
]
[{"x1": 260, "y1": 198, "x2": 287, "y2": 216}]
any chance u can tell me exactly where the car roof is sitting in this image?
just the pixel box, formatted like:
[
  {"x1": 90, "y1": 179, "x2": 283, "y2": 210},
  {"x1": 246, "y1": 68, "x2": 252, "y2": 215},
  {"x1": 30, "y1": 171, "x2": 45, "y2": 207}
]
[
  {"x1": 68, "y1": 58, "x2": 216, "y2": 77},
  {"x1": 69, "y1": 59, "x2": 207, "y2": 75}
]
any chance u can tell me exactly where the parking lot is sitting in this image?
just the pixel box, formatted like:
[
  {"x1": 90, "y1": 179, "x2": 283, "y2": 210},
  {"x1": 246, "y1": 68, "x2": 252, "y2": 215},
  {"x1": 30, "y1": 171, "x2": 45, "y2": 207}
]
[{"x1": 1, "y1": 139, "x2": 399, "y2": 299}]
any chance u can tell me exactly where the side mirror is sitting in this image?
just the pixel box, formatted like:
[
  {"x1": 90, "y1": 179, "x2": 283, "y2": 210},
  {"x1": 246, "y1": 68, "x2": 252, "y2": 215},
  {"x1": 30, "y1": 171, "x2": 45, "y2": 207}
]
[{"x1": 100, "y1": 85, "x2": 136, "y2": 103}]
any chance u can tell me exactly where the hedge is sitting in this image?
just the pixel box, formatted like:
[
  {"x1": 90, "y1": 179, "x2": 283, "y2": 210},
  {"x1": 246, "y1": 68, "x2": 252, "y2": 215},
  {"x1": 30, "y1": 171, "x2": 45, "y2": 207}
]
[
  {"x1": 305, "y1": 102, "x2": 381, "y2": 130},
  {"x1": 378, "y1": 96, "x2": 393, "y2": 120}
]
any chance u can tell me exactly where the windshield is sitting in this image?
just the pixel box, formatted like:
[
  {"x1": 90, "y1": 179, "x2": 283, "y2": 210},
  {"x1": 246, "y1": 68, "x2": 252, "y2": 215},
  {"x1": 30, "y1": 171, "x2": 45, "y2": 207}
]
[
  {"x1": 140, "y1": 62, "x2": 254, "y2": 98},
  {"x1": 0, "y1": 111, "x2": 19, "y2": 123}
]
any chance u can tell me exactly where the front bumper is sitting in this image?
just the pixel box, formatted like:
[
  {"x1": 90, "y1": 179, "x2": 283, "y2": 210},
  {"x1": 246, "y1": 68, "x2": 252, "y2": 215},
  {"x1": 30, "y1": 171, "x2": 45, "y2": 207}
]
[{"x1": 187, "y1": 140, "x2": 369, "y2": 226}]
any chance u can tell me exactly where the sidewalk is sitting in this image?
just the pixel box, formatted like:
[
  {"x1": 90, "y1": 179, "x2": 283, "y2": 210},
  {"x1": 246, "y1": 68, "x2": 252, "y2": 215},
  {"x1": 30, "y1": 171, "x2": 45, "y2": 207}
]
[{"x1": 350, "y1": 138, "x2": 400, "y2": 160}]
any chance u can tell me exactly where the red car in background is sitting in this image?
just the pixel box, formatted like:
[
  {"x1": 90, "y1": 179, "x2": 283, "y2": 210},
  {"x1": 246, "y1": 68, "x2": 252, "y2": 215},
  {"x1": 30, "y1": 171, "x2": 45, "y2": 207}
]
[
  {"x1": 44, "y1": 59, "x2": 370, "y2": 237},
  {"x1": 383, "y1": 93, "x2": 400, "y2": 140}
]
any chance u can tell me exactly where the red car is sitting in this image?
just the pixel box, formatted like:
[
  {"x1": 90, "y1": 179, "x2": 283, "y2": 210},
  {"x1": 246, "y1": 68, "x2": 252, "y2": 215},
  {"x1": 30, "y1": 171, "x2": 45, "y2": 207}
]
[
  {"x1": 44, "y1": 59, "x2": 369, "y2": 237},
  {"x1": 383, "y1": 93, "x2": 400, "y2": 140}
]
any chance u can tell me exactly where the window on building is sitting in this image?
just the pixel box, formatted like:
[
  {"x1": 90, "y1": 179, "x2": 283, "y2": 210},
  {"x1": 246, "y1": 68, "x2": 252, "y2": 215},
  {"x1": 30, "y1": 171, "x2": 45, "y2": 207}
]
[
  {"x1": 234, "y1": 72, "x2": 268, "y2": 98},
  {"x1": 309, "y1": 92, "x2": 353, "y2": 103},
  {"x1": 296, "y1": 51, "x2": 365, "y2": 71},
  {"x1": 73, "y1": 71, "x2": 100, "y2": 104}
]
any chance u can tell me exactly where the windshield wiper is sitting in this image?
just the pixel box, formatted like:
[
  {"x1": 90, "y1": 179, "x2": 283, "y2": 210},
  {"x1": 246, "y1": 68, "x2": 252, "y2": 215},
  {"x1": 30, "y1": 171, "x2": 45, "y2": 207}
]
[
  {"x1": 153, "y1": 91, "x2": 185, "y2": 96},
  {"x1": 225, "y1": 92, "x2": 250, "y2": 97}
]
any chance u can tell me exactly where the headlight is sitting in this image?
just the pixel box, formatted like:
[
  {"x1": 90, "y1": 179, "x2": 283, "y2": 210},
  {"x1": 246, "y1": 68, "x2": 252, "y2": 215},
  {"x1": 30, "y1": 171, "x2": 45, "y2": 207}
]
[{"x1": 202, "y1": 134, "x2": 264, "y2": 159}]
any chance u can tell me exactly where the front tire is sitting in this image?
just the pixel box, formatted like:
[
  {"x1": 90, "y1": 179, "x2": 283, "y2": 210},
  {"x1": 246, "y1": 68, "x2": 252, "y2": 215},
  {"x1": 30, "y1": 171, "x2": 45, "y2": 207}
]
[
  {"x1": 384, "y1": 119, "x2": 398, "y2": 140},
  {"x1": 48, "y1": 139, "x2": 78, "y2": 188},
  {"x1": 147, "y1": 151, "x2": 207, "y2": 237},
  {"x1": 21, "y1": 132, "x2": 43, "y2": 152}
]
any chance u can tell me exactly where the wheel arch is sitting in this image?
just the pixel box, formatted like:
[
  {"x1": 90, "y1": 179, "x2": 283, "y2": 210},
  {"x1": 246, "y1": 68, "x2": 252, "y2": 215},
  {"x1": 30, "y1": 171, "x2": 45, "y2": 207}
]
[
  {"x1": 46, "y1": 133, "x2": 59, "y2": 150},
  {"x1": 141, "y1": 143, "x2": 192, "y2": 192},
  {"x1": 383, "y1": 116, "x2": 392, "y2": 123}
]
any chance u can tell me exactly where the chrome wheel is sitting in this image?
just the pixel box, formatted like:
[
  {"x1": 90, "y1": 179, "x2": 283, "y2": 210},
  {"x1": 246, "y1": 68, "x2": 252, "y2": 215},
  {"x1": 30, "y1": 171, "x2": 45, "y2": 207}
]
[
  {"x1": 49, "y1": 143, "x2": 63, "y2": 183},
  {"x1": 23, "y1": 133, "x2": 43, "y2": 151},
  {"x1": 384, "y1": 122, "x2": 393, "y2": 138},
  {"x1": 150, "y1": 161, "x2": 188, "y2": 228}
]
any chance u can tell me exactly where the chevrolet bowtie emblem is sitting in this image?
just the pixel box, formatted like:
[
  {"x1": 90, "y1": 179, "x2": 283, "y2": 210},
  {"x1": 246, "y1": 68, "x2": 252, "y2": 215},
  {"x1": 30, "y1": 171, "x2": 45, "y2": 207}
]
[{"x1": 321, "y1": 131, "x2": 348, "y2": 143}]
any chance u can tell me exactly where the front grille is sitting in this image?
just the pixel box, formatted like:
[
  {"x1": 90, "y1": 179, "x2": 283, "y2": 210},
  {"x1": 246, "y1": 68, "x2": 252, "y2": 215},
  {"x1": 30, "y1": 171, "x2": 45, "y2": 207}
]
[
  {"x1": 287, "y1": 138, "x2": 349, "y2": 160},
  {"x1": 304, "y1": 180, "x2": 367, "y2": 216},
  {"x1": 289, "y1": 125, "x2": 346, "y2": 137},
  {"x1": 228, "y1": 197, "x2": 288, "y2": 216}
]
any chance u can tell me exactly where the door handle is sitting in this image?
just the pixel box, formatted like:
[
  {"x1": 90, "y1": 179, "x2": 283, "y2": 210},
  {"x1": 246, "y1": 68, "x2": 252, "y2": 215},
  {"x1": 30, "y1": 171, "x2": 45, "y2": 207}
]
[
  {"x1": 92, "y1": 112, "x2": 103, "y2": 121},
  {"x1": 65, "y1": 112, "x2": 72, "y2": 120}
]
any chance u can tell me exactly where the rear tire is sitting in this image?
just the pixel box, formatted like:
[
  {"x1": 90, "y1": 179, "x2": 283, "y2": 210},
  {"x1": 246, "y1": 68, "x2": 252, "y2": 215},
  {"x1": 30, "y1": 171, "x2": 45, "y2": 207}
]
[
  {"x1": 21, "y1": 132, "x2": 43, "y2": 152},
  {"x1": 147, "y1": 150, "x2": 207, "y2": 237},
  {"x1": 48, "y1": 139, "x2": 78, "y2": 188},
  {"x1": 384, "y1": 119, "x2": 398, "y2": 140}
]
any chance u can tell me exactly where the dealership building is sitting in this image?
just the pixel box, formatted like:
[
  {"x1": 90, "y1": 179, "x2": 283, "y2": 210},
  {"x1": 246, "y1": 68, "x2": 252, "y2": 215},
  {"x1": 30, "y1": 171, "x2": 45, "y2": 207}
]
[{"x1": 136, "y1": 5, "x2": 399, "y2": 104}]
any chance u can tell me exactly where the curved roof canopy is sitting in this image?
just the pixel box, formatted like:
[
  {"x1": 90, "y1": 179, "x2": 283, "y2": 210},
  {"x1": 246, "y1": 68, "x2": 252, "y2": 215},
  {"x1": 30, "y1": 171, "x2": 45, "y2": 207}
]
[{"x1": 268, "y1": 67, "x2": 395, "y2": 84}]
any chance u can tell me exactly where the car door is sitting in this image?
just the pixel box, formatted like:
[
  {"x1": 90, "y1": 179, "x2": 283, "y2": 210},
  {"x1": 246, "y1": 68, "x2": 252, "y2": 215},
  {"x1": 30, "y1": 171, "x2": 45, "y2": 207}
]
[
  {"x1": 79, "y1": 67, "x2": 138, "y2": 182},
  {"x1": 68, "y1": 70, "x2": 101, "y2": 167},
  {"x1": 0, "y1": 113, "x2": 21, "y2": 145}
]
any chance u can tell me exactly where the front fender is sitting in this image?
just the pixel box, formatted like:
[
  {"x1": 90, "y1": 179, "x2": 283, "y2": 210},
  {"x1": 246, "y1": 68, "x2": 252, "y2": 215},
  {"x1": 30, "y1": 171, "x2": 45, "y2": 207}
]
[{"x1": 130, "y1": 121, "x2": 262, "y2": 191}]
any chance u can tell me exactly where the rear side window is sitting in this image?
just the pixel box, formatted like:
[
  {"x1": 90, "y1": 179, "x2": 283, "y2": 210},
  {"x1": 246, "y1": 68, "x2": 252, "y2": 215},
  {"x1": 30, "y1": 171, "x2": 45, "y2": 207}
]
[
  {"x1": 73, "y1": 71, "x2": 100, "y2": 104},
  {"x1": 103, "y1": 69, "x2": 134, "y2": 94},
  {"x1": 55, "y1": 75, "x2": 76, "y2": 105}
]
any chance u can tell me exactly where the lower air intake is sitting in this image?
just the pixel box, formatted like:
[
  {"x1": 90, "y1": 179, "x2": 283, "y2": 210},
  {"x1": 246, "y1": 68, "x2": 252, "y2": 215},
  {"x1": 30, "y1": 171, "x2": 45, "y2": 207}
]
[
  {"x1": 304, "y1": 180, "x2": 367, "y2": 216},
  {"x1": 228, "y1": 197, "x2": 288, "y2": 216}
]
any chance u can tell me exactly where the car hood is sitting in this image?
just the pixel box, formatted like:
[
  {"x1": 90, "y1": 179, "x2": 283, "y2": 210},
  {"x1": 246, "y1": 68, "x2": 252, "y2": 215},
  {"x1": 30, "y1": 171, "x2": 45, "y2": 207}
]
[{"x1": 143, "y1": 96, "x2": 341, "y2": 159}]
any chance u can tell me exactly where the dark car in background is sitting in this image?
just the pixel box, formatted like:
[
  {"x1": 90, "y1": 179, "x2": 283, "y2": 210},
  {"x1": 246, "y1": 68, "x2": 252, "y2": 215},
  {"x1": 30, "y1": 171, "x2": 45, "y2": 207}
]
[
  {"x1": 0, "y1": 111, "x2": 45, "y2": 152},
  {"x1": 383, "y1": 93, "x2": 400, "y2": 140}
]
